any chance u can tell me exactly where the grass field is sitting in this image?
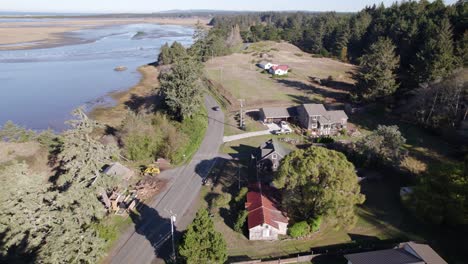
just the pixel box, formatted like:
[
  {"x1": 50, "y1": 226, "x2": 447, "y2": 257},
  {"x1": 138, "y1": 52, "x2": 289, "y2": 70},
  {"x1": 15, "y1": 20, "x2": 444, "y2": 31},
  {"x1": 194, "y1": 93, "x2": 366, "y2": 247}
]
[{"x1": 204, "y1": 41, "x2": 355, "y2": 111}]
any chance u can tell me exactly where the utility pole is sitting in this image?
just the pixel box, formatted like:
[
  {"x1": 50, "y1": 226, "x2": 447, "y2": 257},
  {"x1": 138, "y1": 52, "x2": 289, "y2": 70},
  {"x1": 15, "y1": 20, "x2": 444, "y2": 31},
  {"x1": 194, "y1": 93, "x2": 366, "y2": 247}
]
[
  {"x1": 238, "y1": 99, "x2": 245, "y2": 130},
  {"x1": 165, "y1": 209, "x2": 177, "y2": 263},
  {"x1": 170, "y1": 214, "x2": 176, "y2": 263}
]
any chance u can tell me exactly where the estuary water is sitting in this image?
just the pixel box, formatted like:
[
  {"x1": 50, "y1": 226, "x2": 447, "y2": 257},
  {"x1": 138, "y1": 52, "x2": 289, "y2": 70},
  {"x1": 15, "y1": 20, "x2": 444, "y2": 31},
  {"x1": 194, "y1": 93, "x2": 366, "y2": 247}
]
[{"x1": 0, "y1": 22, "x2": 194, "y2": 130}]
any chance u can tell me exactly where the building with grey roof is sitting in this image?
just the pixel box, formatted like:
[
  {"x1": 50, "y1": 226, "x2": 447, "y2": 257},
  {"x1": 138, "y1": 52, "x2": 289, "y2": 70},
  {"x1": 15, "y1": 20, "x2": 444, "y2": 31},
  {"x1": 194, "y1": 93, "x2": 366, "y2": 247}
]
[
  {"x1": 344, "y1": 241, "x2": 447, "y2": 264},
  {"x1": 255, "y1": 139, "x2": 292, "y2": 175},
  {"x1": 297, "y1": 104, "x2": 348, "y2": 135}
]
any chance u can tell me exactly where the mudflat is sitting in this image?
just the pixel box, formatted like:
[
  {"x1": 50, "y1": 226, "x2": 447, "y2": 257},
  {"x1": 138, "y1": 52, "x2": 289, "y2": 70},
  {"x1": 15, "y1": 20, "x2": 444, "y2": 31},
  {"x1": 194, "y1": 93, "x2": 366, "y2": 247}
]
[{"x1": 0, "y1": 17, "x2": 209, "y2": 50}]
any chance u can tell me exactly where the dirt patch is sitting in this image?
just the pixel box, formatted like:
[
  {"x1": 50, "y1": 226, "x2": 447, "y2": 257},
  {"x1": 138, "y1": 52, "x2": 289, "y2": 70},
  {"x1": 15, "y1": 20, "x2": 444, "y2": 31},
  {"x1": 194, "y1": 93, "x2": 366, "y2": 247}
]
[{"x1": 204, "y1": 41, "x2": 355, "y2": 110}]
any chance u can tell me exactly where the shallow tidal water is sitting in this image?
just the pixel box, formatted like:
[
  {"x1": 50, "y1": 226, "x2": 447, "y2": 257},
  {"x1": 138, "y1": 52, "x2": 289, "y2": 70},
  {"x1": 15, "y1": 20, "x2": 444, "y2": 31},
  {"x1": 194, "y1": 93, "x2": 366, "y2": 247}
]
[{"x1": 0, "y1": 21, "x2": 194, "y2": 130}]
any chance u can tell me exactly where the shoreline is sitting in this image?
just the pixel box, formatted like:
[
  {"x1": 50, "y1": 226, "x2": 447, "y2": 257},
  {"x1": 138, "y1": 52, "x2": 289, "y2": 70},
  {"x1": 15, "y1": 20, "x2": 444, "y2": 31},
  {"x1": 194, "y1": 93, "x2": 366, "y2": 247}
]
[
  {"x1": 89, "y1": 64, "x2": 160, "y2": 128},
  {"x1": 0, "y1": 17, "x2": 209, "y2": 50}
]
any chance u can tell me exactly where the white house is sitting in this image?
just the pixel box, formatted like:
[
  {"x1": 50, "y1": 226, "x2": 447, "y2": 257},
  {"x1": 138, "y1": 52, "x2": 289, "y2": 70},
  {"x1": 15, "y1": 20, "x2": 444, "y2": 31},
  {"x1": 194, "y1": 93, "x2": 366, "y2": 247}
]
[
  {"x1": 258, "y1": 61, "x2": 276, "y2": 70},
  {"x1": 246, "y1": 184, "x2": 288, "y2": 240},
  {"x1": 269, "y1": 65, "x2": 289, "y2": 75}
]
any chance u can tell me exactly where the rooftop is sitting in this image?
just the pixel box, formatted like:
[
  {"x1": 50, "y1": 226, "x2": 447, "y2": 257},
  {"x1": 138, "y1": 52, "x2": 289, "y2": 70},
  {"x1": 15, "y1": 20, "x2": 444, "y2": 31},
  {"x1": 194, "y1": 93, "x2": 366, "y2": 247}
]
[
  {"x1": 246, "y1": 183, "x2": 288, "y2": 230},
  {"x1": 257, "y1": 139, "x2": 292, "y2": 160},
  {"x1": 344, "y1": 242, "x2": 447, "y2": 264},
  {"x1": 302, "y1": 104, "x2": 327, "y2": 116}
]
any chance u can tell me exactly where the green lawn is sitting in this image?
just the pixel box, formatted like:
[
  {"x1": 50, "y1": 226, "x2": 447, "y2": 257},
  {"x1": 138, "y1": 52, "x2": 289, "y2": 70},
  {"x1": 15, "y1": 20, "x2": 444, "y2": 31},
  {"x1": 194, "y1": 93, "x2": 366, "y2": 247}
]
[{"x1": 221, "y1": 134, "x2": 303, "y2": 156}]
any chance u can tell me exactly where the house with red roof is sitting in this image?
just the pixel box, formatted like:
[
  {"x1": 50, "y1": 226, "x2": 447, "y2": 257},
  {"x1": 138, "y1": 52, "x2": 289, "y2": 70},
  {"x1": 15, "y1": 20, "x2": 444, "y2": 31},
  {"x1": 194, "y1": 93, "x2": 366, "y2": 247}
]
[
  {"x1": 245, "y1": 184, "x2": 288, "y2": 240},
  {"x1": 269, "y1": 65, "x2": 289, "y2": 76}
]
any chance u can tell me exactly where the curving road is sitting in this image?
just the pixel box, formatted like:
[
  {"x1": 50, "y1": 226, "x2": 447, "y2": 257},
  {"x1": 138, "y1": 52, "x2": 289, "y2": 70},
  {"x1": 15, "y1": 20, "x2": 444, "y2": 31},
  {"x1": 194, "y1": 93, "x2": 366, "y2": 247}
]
[{"x1": 106, "y1": 95, "x2": 224, "y2": 264}]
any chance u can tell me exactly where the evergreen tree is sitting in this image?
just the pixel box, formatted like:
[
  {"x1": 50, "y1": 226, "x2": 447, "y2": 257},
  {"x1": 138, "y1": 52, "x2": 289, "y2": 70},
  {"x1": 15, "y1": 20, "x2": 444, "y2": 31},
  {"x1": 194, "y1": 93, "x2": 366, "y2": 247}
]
[
  {"x1": 157, "y1": 43, "x2": 172, "y2": 65},
  {"x1": 414, "y1": 18, "x2": 459, "y2": 83},
  {"x1": 57, "y1": 108, "x2": 118, "y2": 188},
  {"x1": 160, "y1": 57, "x2": 204, "y2": 120},
  {"x1": 179, "y1": 209, "x2": 227, "y2": 264},
  {"x1": 273, "y1": 147, "x2": 365, "y2": 229},
  {"x1": 0, "y1": 162, "x2": 57, "y2": 261},
  {"x1": 355, "y1": 125, "x2": 406, "y2": 167},
  {"x1": 354, "y1": 37, "x2": 400, "y2": 101},
  {"x1": 170, "y1": 41, "x2": 187, "y2": 61}
]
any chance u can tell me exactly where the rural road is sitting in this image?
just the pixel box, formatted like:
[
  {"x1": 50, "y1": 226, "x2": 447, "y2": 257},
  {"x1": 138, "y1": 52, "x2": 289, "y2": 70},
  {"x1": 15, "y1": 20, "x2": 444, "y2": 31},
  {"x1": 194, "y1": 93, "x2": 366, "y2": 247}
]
[{"x1": 106, "y1": 95, "x2": 224, "y2": 264}]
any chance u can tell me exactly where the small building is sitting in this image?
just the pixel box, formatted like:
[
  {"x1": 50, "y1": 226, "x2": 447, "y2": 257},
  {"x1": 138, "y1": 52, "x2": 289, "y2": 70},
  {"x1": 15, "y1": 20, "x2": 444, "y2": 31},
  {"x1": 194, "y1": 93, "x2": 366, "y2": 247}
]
[
  {"x1": 246, "y1": 184, "x2": 288, "y2": 240},
  {"x1": 255, "y1": 139, "x2": 292, "y2": 172},
  {"x1": 104, "y1": 162, "x2": 135, "y2": 181},
  {"x1": 257, "y1": 61, "x2": 276, "y2": 70},
  {"x1": 344, "y1": 241, "x2": 447, "y2": 264},
  {"x1": 269, "y1": 65, "x2": 289, "y2": 75},
  {"x1": 297, "y1": 104, "x2": 348, "y2": 135},
  {"x1": 259, "y1": 106, "x2": 296, "y2": 123}
]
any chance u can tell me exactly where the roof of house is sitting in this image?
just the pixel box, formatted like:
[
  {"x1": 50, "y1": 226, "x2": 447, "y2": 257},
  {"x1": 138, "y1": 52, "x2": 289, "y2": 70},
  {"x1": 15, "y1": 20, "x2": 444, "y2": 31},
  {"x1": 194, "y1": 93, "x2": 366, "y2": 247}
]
[
  {"x1": 403, "y1": 242, "x2": 447, "y2": 264},
  {"x1": 271, "y1": 65, "x2": 289, "y2": 71},
  {"x1": 261, "y1": 107, "x2": 292, "y2": 118},
  {"x1": 257, "y1": 139, "x2": 292, "y2": 160},
  {"x1": 246, "y1": 184, "x2": 288, "y2": 230},
  {"x1": 260, "y1": 107, "x2": 297, "y2": 118},
  {"x1": 344, "y1": 248, "x2": 424, "y2": 264},
  {"x1": 323, "y1": 110, "x2": 348, "y2": 123},
  {"x1": 301, "y1": 104, "x2": 327, "y2": 116},
  {"x1": 344, "y1": 242, "x2": 447, "y2": 264},
  {"x1": 104, "y1": 162, "x2": 134, "y2": 180}
]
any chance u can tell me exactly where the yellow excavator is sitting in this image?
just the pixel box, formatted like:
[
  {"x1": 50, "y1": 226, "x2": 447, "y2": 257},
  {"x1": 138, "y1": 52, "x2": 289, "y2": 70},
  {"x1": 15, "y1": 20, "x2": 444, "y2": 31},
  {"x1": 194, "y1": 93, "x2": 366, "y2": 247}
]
[{"x1": 143, "y1": 164, "x2": 160, "y2": 176}]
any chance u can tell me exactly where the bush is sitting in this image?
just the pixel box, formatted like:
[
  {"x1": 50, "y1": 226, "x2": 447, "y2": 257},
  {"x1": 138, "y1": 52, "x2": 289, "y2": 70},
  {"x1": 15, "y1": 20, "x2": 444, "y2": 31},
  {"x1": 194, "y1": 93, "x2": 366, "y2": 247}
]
[
  {"x1": 234, "y1": 210, "x2": 249, "y2": 233},
  {"x1": 308, "y1": 216, "x2": 322, "y2": 232},
  {"x1": 234, "y1": 187, "x2": 248, "y2": 203},
  {"x1": 213, "y1": 193, "x2": 232, "y2": 208},
  {"x1": 316, "y1": 136, "x2": 335, "y2": 144},
  {"x1": 119, "y1": 113, "x2": 162, "y2": 161},
  {"x1": 288, "y1": 221, "x2": 310, "y2": 238}
]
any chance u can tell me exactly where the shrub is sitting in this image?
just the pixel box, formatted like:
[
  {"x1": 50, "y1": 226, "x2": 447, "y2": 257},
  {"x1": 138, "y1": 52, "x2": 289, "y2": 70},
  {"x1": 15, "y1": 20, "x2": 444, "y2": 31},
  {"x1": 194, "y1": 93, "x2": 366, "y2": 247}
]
[
  {"x1": 400, "y1": 156, "x2": 427, "y2": 175},
  {"x1": 316, "y1": 136, "x2": 335, "y2": 144},
  {"x1": 308, "y1": 216, "x2": 322, "y2": 232},
  {"x1": 288, "y1": 221, "x2": 310, "y2": 238},
  {"x1": 119, "y1": 112, "x2": 162, "y2": 161},
  {"x1": 213, "y1": 193, "x2": 232, "y2": 208},
  {"x1": 234, "y1": 210, "x2": 249, "y2": 233},
  {"x1": 235, "y1": 187, "x2": 248, "y2": 203}
]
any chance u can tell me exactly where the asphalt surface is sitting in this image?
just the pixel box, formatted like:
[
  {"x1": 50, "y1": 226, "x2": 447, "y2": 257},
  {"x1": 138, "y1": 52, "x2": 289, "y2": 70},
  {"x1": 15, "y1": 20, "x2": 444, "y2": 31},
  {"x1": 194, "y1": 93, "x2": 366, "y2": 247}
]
[{"x1": 107, "y1": 95, "x2": 224, "y2": 264}]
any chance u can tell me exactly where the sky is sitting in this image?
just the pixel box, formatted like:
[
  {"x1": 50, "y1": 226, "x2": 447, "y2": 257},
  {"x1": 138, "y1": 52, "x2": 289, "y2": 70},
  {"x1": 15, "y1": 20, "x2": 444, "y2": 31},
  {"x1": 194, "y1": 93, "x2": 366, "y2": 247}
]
[{"x1": 0, "y1": 0, "x2": 459, "y2": 13}]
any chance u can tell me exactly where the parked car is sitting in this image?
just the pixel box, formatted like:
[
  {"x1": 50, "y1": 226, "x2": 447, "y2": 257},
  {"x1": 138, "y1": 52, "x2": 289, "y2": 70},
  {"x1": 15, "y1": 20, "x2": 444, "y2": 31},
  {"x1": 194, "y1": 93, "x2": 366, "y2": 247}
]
[{"x1": 212, "y1": 106, "x2": 220, "y2": 111}]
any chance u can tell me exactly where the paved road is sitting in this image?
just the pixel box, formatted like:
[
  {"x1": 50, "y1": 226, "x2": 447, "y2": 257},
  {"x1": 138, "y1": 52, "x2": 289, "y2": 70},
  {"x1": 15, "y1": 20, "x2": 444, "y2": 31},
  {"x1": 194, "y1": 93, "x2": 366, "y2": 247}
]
[{"x1": 106, "y1": 95, "x2": 224, "y2": 264}]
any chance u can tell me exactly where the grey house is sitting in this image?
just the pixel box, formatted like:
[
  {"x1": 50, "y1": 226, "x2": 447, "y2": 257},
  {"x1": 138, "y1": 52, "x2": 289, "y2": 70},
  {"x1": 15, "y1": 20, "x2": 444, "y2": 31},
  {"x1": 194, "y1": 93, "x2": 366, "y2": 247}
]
[
  {"x1": 297, "y1": 104, "x2": 348, "y2": 135},
  {"x1": 255, "y1": 139, "x2": 292, "y2": 173},
  {"x1": 344, "y1": 241, "x2": 447, "y2": 264}
]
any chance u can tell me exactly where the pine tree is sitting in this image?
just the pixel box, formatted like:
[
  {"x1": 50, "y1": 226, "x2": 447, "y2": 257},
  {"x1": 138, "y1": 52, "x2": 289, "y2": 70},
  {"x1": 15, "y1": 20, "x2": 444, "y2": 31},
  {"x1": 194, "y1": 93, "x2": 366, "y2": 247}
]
[
  {"x1": 179, "y1": 209, "x2": 227, "y2": 264},
  {"x1": 160, "y1": 57, "x2": 204, "y2": 120},
  {"x1": 273, "y1": 147, "x2": 365, "y2": 229},
  {"x1": 158, "y1": 43, "x2": 172, "y2": 65},
  {"x1": 57, "y1": 108, "x2": 118, "y2": 188},
  {"x1": 170, "y1": 41, "x2": 187, "y2": 61},
  {"x1": 354, "y1": 37, "x2": 400, "y2": 101},
  {"x1": 0, "y1": 162, "x2": 57, "y2": 261},
  {"x1": 414, "y1": 18, "x2": 459, "y2": 83}
]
